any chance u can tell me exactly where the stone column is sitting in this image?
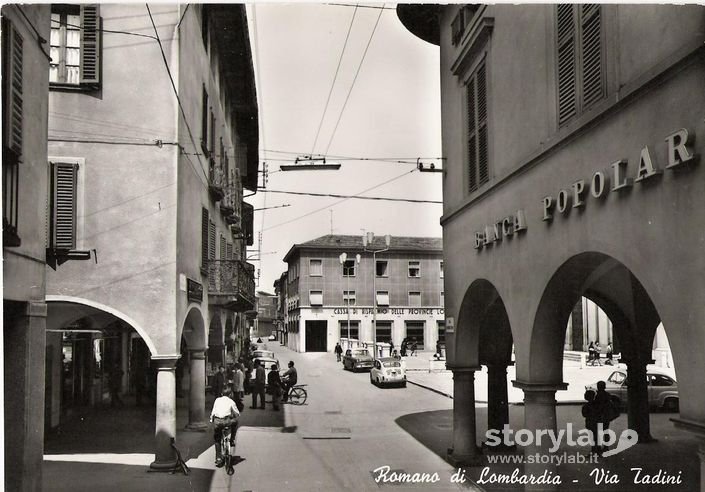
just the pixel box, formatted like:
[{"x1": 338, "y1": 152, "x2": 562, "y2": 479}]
[
  {"x1": 447, "y1": 368, "x2": 482, "y2": 466},
  {"x1": 486, "y1": 364, "x2": 510, "y2": 442},
  {"x1": 4, "y1": 300, "x2": 47, "y2": 491},
  {"x1": 185, "y1": 349, "x2": 208, "y2": 431},
  {"x1": 150, "y1": 355, "x2": 179, "y2": 471},
  {"x1": 516, "y1": 382, "x2": 566, "y2": 491},
  {"x1": 625, "y1": 358, "x2": 654, "y2": 443}
]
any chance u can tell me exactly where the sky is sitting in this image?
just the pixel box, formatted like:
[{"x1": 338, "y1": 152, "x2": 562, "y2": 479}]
[{"x1": 245, "y1": 3, "x2": 443, "y2": 293}]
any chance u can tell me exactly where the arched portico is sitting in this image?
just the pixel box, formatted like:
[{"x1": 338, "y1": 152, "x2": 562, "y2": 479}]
[
  {"x1": 448, "y1": 279, "x2": 513, "y2": 464},
  {"x1": 181, "y1": 307, "x2": 208, "y2": 433}
]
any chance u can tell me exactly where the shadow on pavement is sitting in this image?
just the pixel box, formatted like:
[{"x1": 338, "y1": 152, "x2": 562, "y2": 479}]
[{"x1": 396, "y1": 405, "x2": 699, "y2": 491}]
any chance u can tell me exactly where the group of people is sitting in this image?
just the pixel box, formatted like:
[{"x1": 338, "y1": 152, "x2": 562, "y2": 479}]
[
  {"x1": 587, "y1": 341, "x2": 614, "y2": 366},
  {"x1": 208, "y1": 339, "x2": 297, "y2": 468},
  {"x1": 582, "y1": 380, "x2": 621, "y2": 454},
  {"x1": 400, "y1": 338, "x2": 418, "y2": 357}
]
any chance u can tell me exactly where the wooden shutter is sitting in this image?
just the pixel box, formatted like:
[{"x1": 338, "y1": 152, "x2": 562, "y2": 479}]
[
  {"x1": 79, "y1": 5, "x2": 101, "y2": 84},
  {"x1": 556, "y1": 4, "x2": 576, "y2": 125},
  {"x1": 226, "y1": 242, "x2": 233, "y2": 260},
  {"x1": 201, "y1": 86, "x2": 209, "y2": 152},
  {"x1": 208, "y1": 220, "x2": 216, "y2": 260},
  {"x1": 466, "y1": 78, "x2": 477, "y2": 192},
  {"x1": 220, "y1": 235, "x2": 226, "y2": 260},
  {"x1": 476, "y1": 62, "x2": 488, "y2": 186},
  {"x1": 50, "y1": 162, "x2": 78, "y2": 250},
  {"x1": 580, "y1": 5, "x2": 604, "y2": 110},
  {"x1": 3, "y1": 19, "x2": 24, "y2": 157},
  {"x1": 201, "y1": 208, "x2": 209, "y2": 267}
]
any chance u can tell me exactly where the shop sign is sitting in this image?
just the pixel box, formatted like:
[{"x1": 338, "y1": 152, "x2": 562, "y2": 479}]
[
  {"x1": 473, "y1": 210, "x2": 527, "y2": 249},
  {"x1": 187, "y1": 278, "x2": 203, "y2": 303},
  {"x1": 332, "y1": 307, "x2": 445, "y2": 316}
]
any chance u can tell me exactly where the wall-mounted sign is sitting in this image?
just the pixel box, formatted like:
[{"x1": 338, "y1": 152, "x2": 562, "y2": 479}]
[
  {"x1": 187, "y1": 278, "x2": 203, "y2": 303},
  {"x1": 474, "y1": 210, "x2": 527, "y2": 249},
  {"x1": 446, "y1": 317, "x2": 455, "y2": 333}
]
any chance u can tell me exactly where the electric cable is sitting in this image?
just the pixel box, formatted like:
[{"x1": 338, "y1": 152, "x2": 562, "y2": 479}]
[
  {"x1": 260, "y1": 189, "x2": 442, "y2": 204},
  {"x1": 310, "y1": 4, "x2": 358, "y2": 155},
  {"x1": 177, "y1": 4, "x2": 190, "y2": 30},
  {"x1": 263, "y1": 168, "x2": 418, "y2": 232},
  {"x1": 323, "y1": 5, "x2": 385, "y2": 155}
]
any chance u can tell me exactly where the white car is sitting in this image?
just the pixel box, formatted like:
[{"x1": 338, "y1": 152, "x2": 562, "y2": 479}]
[{"x1": 370, "y1": 358, "x2": 407, "y2": 388}]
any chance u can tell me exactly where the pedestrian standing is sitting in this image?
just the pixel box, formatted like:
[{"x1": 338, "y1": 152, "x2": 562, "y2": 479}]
[
  {"x1": 588, "y1": 341, "x2": 596, "y2": 365},
  {"x1": 400, "y1": 338, "x2": 407, "y2": 357},
  {"x1": 605, "y1": 343, "x2": 614, "y2": 365},
  {"x1": 410, "y1": 339, "x2": 418, "y2": 357},
  {"x1": 267, "y1": 364, "x2": 282, "y2": 411},
  {"x1": 335, "y1": 342, "x2": 343, "y2": 362},
  {"x1": 388, "y1": 340, "x2": 394, "y2": 358},
  {"x1": 436, "y1": 339, "x2": 442, "y2": 358},
  {"x1": 593, "y1": 381, "x2": 619, "y2": 453},
  {"x1": 582, "y1": 390, "x2": 599, "y2": 454},
  {"x1": 594, "y1": 342, "x2": 602, "y2": 366},
  {"x1": 232, "y1": 363, "x2": 245, "y2": 411},
  {"x1": 213, "y1": 365, "x2": 226, "y2": 397},
  {"x1": 251, "y1": 361, "x2": 266, "y2": 409}
]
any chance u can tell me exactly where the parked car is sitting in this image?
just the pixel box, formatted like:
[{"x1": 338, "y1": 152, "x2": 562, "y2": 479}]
[
  {"x1": 586, "y1": 368, "x2": 679, "y2": 412},
  {"x1": 251, "y1": 356, "x2": 280, "y2": 378},
  {"x1": 268, "y1": 334, "x2": 276, "y2": 341},
  {"x1": 370, "y1": 358, "x2": 406, "y2": 387},
  {"x1": 343, "y1": 348, "x2": 373, "y2": 372},
  {"x1": 253, "y1": 350, "x2": 275, "y2": 360}
]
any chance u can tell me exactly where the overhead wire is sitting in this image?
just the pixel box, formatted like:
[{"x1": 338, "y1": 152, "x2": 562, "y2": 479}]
[
  {"x1": 145, "y1": 3, "x2": 210, "y2": 188},
  {"x1": 310, "y1": 4, "x2": 358, "y2": 155},
  {"x1": 263, "y1": 168, "x2": 418, "y2": 232},
  {"x1": 260, "y1": 189, "x2": 442, "y2": 204},
  {"x1": 323, "y1": 4, "x2": 385, "y2": 155}
]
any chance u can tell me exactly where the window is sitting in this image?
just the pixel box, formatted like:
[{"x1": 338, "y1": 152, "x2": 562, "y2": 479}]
[
  {"x1": 376, "y1": 291, "x2": 390, "y2": 306},
  {"x1": 50, "y1": 5, "x2": 101, "y2": 87},
  {"x1": 466, "y1": 59, "x2": 488, "y2": 192},
  {"x1": 201, "y1": 208, "x2": 209, "y2": 268},
  {"x1": 343, "y1": 259, "x2": 356, "y2": 277},
  {"x1": 201, "y1": 86, "x2": 209, "y2": 154},
  {"x1": 49, "y1": 161, "x2": 79, "y2": 250},
  {"x1": 405, "y1": 321, "x2": 425, "y2": 349},
  {"x1": 2, "y1": 18, "x2": 22, "y2": 246},
  {"x1": 376, "y1": 260, "x2": 388, "y2": 277},
  {"x1": 440, "y1": 291, "x2": 445, "y2": 306},
  {"x1": 339, "y1": 321, "x2": 359, "y2": 340},
  {"x1": 556, "y1": 5, "x2": 605, "y2": 126},
  {"x1": 208, "y1": 220, "x2": 215, "y2": 260},
  {"x1": 450, "y1": 6, "x2": 475, "y2": 45},
  {"x1": 376, "y1": 321, "x2": 392, "y2": 343},
  {"x1": 309, "y1": 290, "x2": 323, "y2": 306},
  {"x1": 649, "y1": 374, "x2": 674, "y2": 387},
  {"x1": 226, "y1": 242, "x2": 233, "y2": 260},
  {"x1": 408, "y1": 291, "x2": 421, "y2": 307},
  {"x1": 408, "y1": 261, "x2": 421, "y2": 278},
  {"x1": 437, "y1": 321, "x2": 446, "y2": 345},
  {"x1": 343, "y1": 290, "x2": 356, "y2": 306},
  {"x1": 220, "y1": 235, "x2": 226, "y2": 260},
  {"x1": 440, "y1": 261, "x2": 444, "y2": 278},
  {"x1": 309, "y1": 259, "x2": 322, "y2": 276}
]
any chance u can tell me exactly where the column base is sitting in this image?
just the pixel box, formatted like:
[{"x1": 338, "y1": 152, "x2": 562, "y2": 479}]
[
  {"x1": 149, "y1": 459, "x2": 179, "y2": 472},
  {"x1": 637, "y1": 434, "x2": 657, "y2": 444},
  {"x1": 447, "y1": 447, "x2": 483, "y2": 467},
  {"x1": 184, "y1": 421, "x2": 209, "y2": 432}
]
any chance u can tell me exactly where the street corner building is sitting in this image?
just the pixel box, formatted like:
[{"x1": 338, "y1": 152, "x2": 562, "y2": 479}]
[
  {"x1": 399, "y1": 2, "x2": 705, "y2": 487},
  {"x1": 3, "y1": 3, "x2": 259, "y2": 488},
  {"x1": 278, "y1": 235, "x2": 446, "y2": 355}
]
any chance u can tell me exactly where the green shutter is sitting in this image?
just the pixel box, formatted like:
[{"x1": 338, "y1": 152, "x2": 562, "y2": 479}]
[
  {"x1": 80, "y1": 4, "x2": 101, "y2": 84},
  {"x1": 50, "y1": 162, "x2": 78, "y2": 250}
]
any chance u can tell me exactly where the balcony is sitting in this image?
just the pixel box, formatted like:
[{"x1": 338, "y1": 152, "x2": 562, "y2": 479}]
[
  {"x1": 207, "y1": 259, "x2": 256, "y2": 311},
  {"x1": 208, "y1": 159, "x2": 225, "y2": 201}
]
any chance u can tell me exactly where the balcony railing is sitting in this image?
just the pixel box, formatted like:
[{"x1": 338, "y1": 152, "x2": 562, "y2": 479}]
[
  {"x1": 207, "y1": 259, "x2": 255, "y2": 311},
  {"x1": 208, "y1": 159, "x2": 225, "y2": 201}
]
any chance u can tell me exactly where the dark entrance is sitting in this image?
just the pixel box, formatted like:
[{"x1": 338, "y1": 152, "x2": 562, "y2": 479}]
[{"x1": 305, "y1": 320, "x2": 327, "y2": 352}]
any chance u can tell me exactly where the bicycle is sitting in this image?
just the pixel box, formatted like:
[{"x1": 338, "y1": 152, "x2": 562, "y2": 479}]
[
  {"x1": 284, "y1": 384, "x2": 307, "y2": 405},
  {"x1": 218, "y1": 422, "x2": 237, "y2": 475}
]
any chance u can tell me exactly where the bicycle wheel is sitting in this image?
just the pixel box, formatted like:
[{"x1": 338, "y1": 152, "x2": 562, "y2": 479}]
[{"x1": 289, "y1": 387, "x2": 307, "y2": 405}]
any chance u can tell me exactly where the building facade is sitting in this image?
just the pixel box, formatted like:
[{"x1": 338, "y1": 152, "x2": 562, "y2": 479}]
[
  {"x1": 399, "y1": 3, "x2": 705, "y2": 486},
  {"x1": 2, "y1": 5, "x2": 52, "y2": 490},
  {"x1": 253, "y1": 291, "x2": 278, "y2": 339},
  {"x1": 44, "y1": 4, "x2": 257, "y2": 469},
  {"x1": 282, "y1": 235, "x2": 445, "y2": 354}
]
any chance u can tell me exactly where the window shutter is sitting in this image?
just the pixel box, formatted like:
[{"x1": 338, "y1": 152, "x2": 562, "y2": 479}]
[
  {"x1": 220, "y1": 235, "x2": 226, "y2": 260},
  {"x1": 201, "y1": 87, "x2": 209, "y2": 153},
  {"x1": 580, "y1": 5, "x2": 604, "y2": 110},
  {"x1": 476, "y1": 62, "x2": 489, "y2": 186},
  {"x1": 201, "y1": 208, "x2": 209, "y2": 267},
  {"x1": 50, "y1": 162, "x2": 78, "y2": 250},
  {"x1": 208, "y1": 220, "x2": 216, "y2": 260},
  {"x1": 556, "y1": 4, "x2": 577, "y2": 125},
  {"x1": 466, "y1": 78, "x2": 477, "y2": 192},
  {"x1": 226, "y1": 242, "x2": 233, "y2": 260},
  {"x1": 79, "y1": 5, "x2": 101, "y2": 84},
  {"x1": 3, "y1": 20, "x2": 24, "y2": 157}
]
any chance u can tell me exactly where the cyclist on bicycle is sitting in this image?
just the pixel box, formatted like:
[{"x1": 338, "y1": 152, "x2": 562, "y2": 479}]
[
  {"x1": 281, "y1": 361, "x2": 297, "y2": 403},
  {"x1": 209, "y1": 386, "x2": 239, "y2": 467}
]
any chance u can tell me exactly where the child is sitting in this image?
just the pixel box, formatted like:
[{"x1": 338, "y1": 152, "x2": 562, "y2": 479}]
[{"x1": 582, "y1": 389, "x2": 599, "y2": 454}]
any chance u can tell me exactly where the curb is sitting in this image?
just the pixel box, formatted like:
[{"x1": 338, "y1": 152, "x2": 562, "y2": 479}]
[{"x1": 406, "y1": 379, "x2": 453, "y2": 399}]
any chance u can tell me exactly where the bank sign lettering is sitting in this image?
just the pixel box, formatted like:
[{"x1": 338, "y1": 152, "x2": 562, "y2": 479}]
[{"x1": 474, "y1": 127, "x2": 698, "y2": 251}]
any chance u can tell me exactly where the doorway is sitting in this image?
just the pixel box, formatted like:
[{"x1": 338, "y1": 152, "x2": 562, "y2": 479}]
[{"x1": 305, "y1": 320, "x2": 327, "y2": 352}]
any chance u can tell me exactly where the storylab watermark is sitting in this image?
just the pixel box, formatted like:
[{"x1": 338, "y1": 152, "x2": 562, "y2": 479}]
[{"x1": 485, "y1": 423, "x2": 638, "y2": 457}]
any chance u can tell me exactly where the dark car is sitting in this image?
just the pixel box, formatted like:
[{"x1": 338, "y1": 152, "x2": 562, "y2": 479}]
[{"x1": 343, "y1": 348, "x2": 373, "y2": 372}]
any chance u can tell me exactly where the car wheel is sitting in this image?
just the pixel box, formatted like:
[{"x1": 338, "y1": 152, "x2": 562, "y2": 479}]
[
  {"x1": 401, "y1": 382, "x2": 407, "y2": 388},
  {"x1": 663, "y1": 398, "x2": 679, "y2": 412}
]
